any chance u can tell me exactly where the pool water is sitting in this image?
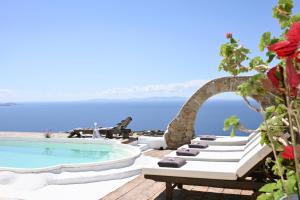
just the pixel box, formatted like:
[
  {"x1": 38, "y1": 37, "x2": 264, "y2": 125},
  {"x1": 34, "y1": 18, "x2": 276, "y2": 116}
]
[{"x1": 0, "y1": 139, "x2": 131, "y2": 169}]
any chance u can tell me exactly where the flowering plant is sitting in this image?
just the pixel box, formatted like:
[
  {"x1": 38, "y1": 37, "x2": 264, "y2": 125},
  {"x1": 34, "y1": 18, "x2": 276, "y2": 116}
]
[
  {"x1": 218, "y1": 0, "x2": 300, "y2": 199},
  {"x1": 282, "y1": 145, "x2": 300, "y2": 160}
]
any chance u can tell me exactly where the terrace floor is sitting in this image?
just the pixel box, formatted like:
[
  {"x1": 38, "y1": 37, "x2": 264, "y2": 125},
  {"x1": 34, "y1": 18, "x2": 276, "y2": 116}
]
[{"x1": 101, "y1": 150, "x2": 258, "y2": 200}]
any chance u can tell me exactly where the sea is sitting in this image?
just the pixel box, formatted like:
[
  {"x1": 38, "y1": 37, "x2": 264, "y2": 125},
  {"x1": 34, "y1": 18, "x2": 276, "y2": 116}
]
[{"x1": 0, "y1": 100, "x2": 263, "y2": 136}]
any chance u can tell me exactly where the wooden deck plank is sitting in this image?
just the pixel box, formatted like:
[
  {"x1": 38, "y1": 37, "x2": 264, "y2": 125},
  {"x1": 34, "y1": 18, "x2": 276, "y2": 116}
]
[
  {"x1": 240, "y1": 190, "x2": 254, "y2": 195},
  {"x1": 207, "y1": 187, "x2": 224, "y2": 193},
  {"x1": 143, "y1": 150, "x2": 172, "y2": 158},
  {"x1": 181, "y1": 185, "x2": 194, "y2": 190},
  {"x1": 147, "y1": 182, "x2": 166, "y2": 200},
  {"x1": 190, "y1": 185, "x2": 209, "y2": 192},
  {"x1": 115, "y1": 179, "x2": 157, "y2": 200},
  {"x1": 101, "y1": 176, "x2": 145, "y2": 200},
  {"x1": 222, "y1": 188, "x2": 242, "y2": 195}
]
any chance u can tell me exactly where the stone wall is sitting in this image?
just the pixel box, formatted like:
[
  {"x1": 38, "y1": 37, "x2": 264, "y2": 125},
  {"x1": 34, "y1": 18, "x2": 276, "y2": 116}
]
[{"x1": 164, "y1": 76, "x2": 272, "y2": 149}]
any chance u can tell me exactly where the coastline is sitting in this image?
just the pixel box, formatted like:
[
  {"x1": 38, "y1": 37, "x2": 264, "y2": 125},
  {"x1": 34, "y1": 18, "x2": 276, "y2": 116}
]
[{"x1": 0, "y1": 131, "x2": 69, "y2": 138}]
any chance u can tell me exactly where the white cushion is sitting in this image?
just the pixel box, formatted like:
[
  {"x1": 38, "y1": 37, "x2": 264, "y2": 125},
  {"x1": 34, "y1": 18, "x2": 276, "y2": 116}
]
[
  {"x1": 180, "y1": 144, "x2": 244, "y2": 152},
  {"x1": 237, "y1": 144, "x2": 272, "y2": 177},
  {"x1": 143, "y1": 160, "x2": 238, "y2": 180},
  {"x1": 166, "y1": 135, "x2": 262, "y2": 162},
  {"x1": 179, "y1": 133, "x2": 260, "y2": 152},
  {"x1": 191, "y1": 132, "x2": 259, "y2": 146},
  {"x1": 165, "y1": 150, "x2": 243, "y2": 162}
]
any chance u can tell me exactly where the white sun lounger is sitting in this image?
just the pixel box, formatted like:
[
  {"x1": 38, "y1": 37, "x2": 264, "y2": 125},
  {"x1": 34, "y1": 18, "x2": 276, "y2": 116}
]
[
  {"x1": 143, "y1": 142, "x2": 272, "y2": 199},
  {"x1": 166, "y1": 134, "x2": 261, "y2": 162},
  {"x1": 191, "y1": 131, "x2": 259, "y2": 146},
  {"x1": 181, "y1": 132, "x2": 260, "y2": 152},
  {"x1": 179, "y1": 134, "x2": 260, "y2": 152}
]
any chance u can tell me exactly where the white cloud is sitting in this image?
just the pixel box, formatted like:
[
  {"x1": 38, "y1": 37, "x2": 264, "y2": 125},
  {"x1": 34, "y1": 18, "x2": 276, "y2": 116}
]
[
  {"x1": 95, "y1": 80, "x2": 208, "y2": 99},
  {"x1": 1, "y1": 79, "x2": 242, "y2": 102},
  {"x1": 0, "y1": 89, "x2": 20, "y2": 102}
]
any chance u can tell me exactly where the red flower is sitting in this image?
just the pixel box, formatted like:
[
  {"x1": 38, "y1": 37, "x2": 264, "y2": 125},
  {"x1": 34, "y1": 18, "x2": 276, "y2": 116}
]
[
  {"x1": 281, "y1": 145, "x2": 300, "y2": 160},
  {"x1": 266, "y1": 60, "x2": 300, "y2": 96},
  {"x1": 267, "y1": 65, "x2": 284, "y2": 92},
  {"x1": 286, "y1": 22, "x2": 300, "y2": 43},
  {"x1": 286, "y1": 59, "x2": 300, "y2": 96},
  {"x1": 295, "y1": 52, "x2": 300, "y2": 63},
  {"x1": 226, "y1": 33, "x2": 233, "y2": 39},
  {"x1": 269, "y1": 40, "x2": 298, "y2": 58},
  {"x1": 268, "y1": 22, "x2": 300, "y2": 58}
]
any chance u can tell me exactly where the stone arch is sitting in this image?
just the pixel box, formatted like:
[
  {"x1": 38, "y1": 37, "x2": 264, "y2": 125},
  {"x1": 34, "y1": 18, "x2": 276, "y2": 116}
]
[{"x1": 164, "y1": 76, "x2": 273, "y2": 149}]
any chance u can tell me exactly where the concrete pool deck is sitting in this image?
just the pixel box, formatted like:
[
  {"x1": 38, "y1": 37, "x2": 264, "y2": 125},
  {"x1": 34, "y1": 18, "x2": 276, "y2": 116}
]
[
  {"x1": 0, "y1": 131, "x2": 156, "y2": 200},
  {"x1": 0, "y1": 155, "x2": 159, "y2": 200},
  {"x1": 0, "y1": 132, "x2": 258, "y2": 200}
]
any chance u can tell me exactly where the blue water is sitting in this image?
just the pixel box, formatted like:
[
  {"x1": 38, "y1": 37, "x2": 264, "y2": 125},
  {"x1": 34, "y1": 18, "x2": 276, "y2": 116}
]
[
  {"x1": 0, "y1": 140, "x2": 129, "y2": 168},
  {"x1": 0, "y1": 100, "x2": 262, "y2": 136}
]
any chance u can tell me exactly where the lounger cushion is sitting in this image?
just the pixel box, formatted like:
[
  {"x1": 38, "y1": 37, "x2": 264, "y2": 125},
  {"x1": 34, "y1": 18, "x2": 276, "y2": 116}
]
[
  {"x1": 188, "y1": 142, "x2": 208, "y2": 149},
  {"x1": 191, "y1": 132, "x2": 260, "y2": 146},
  {"x1": 192, "y1": 136, "x2": 249, "y2": 146},
  {"x1": 181, "y1": 144, "x2": 244, "y2": 152},
  {"x1": 143, "y1": 160, "x2": 238, "y2": 180},
  {"x1": 181, "y1": 133, "x2": 261, "y2": 152},
  {"x1": 158, "y1": 157, "x2": 186, "y2": 168},
  {"x1": 166, "y1": 150, "x2": 242, "y2": 162},
  {"x1": 176, "y1": 148, "x2": 199, "y2": 156},
  {"x1": 199, "y1": 135, "x2": 216, "y2": 141},
  {"x1": 170, "y1": 136, "x2": 261, "y2": 162}
]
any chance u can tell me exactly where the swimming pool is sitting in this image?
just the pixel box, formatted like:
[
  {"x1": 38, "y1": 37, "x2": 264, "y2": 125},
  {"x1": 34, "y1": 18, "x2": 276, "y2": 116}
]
[{"x1": 0, "y1": 137, "x2": 141, "y2": 173}]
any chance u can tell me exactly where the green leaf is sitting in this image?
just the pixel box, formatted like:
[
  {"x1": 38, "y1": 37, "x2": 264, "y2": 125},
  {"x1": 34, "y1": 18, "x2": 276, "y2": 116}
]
[
  {"x1": 249, "y1": 56, "x2": 269, "y2": 73},
  {"x1": 274, "y1": 189, "x2": 285, "y2": 200},
  {"x1": 223, "y1": 115, "x2": 240, "y2": 131},
  {"x1": 272, "y1": 0, "x2": 294, "y2": 29},
  {"x1": 273, "y1": 140, "x2": 284, "y2": 151},
  {"x1": 286, "y1": 172, "x2": 297, "y2": 194},
  {"x1": 223, "y1": 116, "x2": 240, "y2": 137},
  {"x1": 267, "y1": 53, "x2": 276, "y2": 63},
  {"x1": 265, "y1": 106, "x2": 276, "y2": 119},
  {"x1": 218, "y1": 36, "x2": 251, "y2": 76},
  {"x1": 259, "y1": 183, "x2": 277, "y2": 193},
  {"x1": 260, "y1": 132, "x2": 270, "y2": 145},
  {"x1": 230, "y1": 127, "x2": 236, "y2": 137},
  {"x1": 270, "y1": 37, "x2": 280, "y2": 44},
  {"x1": 259, "y1": 32, "x2": 271, "y2": 51},
  {"x1": 236, "y1": 73, "x2": 266, "y2": 97},
  {"x1": 291, "y1": 14, "x2": 300, "y2": 22},
  {"x1": 257, "y1": 193, "x2": 273, "y2": 200}
]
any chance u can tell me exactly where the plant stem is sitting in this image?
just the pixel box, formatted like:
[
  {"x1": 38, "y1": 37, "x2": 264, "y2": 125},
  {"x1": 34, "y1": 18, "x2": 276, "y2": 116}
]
[
  {"x1": 263, "y1": 113, "x2": 288, "y2": 194},
  {"x1": 286, "y1": 99, "x2": 300, "y2": 196},
  {"x1": 242, "y1": 96, "x2": 262, "y2": 112},
  {"x1": 292, "y1": 111, "x2": 300, "y2": 136},
  {"x1": 282, "y1": 62, "x2": 300, "y2": 196}
]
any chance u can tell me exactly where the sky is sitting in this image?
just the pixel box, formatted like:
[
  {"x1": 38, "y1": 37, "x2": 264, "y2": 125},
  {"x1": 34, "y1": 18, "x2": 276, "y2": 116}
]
[{"x1": 0, "y1": 0, "x2": 299, "y2": 102}]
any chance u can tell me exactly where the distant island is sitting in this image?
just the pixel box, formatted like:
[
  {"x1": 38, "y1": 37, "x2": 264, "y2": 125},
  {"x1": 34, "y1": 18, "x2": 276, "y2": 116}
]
[
  {"x1": 0, "y1": 102, "x2": 17, "y2": 106},
  {"x1": 87, "y1": 96, "x2": 187, "y2": 102}
]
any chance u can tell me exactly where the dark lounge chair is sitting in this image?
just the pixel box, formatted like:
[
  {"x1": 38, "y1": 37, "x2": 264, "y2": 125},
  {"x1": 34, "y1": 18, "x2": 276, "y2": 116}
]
[
  {"x1": 101, "y1": 116, "x2": 132, "y2": 139},
  {"x1": 68, "y1": 116, "x2": 133, "y2": 139}
]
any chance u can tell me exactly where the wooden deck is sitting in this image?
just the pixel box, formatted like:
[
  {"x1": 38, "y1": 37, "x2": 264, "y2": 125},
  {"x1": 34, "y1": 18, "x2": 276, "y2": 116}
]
[{"x1": 101, "y1": 150, "x2": 258, "y2": 200}]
